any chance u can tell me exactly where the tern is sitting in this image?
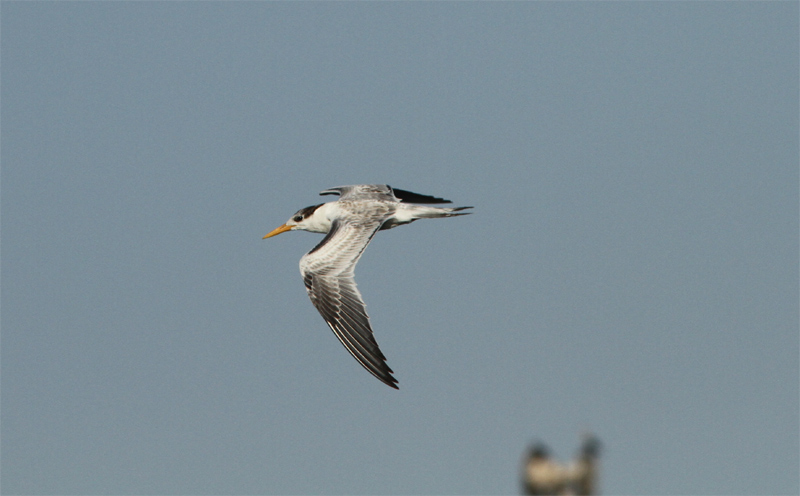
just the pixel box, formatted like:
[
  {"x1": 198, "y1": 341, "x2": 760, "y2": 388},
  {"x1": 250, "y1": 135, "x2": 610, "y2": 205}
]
[{"x1": 263, "y1": 184, "x2": 472, "y2": 389}]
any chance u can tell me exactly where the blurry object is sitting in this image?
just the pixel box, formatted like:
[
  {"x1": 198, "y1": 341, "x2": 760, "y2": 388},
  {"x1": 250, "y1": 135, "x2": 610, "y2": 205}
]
[
  {"x1": 521, "y1": 434, "x2": 602, "y2": 495},
  {"x1": 572, "y1": 434, "x2": 602, "y2": 496},
  {"x1": 522, "y1": 442, "x2": 572, "y2": 495}
]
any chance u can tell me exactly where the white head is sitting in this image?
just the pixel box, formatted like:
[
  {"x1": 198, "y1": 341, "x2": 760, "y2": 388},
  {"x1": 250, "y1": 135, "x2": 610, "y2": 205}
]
[{"x1": 263, "y1": 203, "x2": 331, "y2": 238}]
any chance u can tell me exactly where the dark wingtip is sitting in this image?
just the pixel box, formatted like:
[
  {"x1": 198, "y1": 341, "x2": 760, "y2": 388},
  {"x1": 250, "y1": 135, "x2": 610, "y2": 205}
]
[
  {"x1": 390, "y1": 186, "x2": 453, "y2": 204},
  {"x1": 375, "y1": 369, "x2": 399, "y2": 389},
  {"x1": 372, "y1": 364, "x2": 399, "y2": 389}
]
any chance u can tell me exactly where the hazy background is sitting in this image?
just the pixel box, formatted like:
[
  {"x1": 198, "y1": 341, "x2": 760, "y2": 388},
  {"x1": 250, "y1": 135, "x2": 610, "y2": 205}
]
[{"x1": 2, "y1": 3, "x2": 797, "y2": 495}]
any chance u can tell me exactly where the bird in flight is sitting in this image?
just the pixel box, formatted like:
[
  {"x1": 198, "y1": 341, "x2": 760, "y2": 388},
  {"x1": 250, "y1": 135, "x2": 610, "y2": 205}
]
[{"x1": 263, "y1": 184, "x2": 472, "y2": 389}]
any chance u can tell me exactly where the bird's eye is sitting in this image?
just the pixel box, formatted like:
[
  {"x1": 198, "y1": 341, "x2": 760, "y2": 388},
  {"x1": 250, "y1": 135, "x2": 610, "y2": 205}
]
[{"x1": 293, "y1": 215, "x2": 303, "y2": 222}]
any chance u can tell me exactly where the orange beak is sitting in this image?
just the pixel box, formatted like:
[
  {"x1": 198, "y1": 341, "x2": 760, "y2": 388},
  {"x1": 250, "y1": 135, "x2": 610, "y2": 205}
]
[{"x1": 263, "y1": 223, "x2": 293, "y2": 239}]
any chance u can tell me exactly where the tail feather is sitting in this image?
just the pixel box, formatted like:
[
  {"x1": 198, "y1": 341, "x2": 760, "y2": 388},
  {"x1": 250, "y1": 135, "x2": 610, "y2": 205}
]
[
  {"x1": 423, "y1": 205, "x2": 473, "y2": 217},
  {"x1": 448, "y1": 206, "x2": 473, "y2": 214},
  {"x1": 381, "y1": 205, "x2": 472, "y2": 230}
]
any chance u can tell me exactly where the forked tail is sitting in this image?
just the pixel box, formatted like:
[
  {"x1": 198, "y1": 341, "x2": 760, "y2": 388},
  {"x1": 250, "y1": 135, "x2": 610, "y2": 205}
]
[
  {"x1": 409, "y1": 205, "x2": 473, "y2": 219},
  {"x1": 381, "y1": 204, "x2": 473, "y2": 230}
]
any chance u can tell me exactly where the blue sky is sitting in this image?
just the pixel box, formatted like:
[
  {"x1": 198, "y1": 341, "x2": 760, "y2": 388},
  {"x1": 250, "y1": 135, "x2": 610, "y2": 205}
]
[{"x1": 2, "y1": 2, "x2": 798, "y2": 495}]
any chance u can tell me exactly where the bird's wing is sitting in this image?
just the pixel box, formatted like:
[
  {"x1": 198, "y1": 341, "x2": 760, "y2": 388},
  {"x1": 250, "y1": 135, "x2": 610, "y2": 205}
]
[
  {"x1": 320, "y1": 184, "x2": 452, "y2": 204},
  {"x1": 319, "y1": 184, "x2": 396, "y2": 202},
  {"x1": 389, "y1": 187, "x2": 452, "y2": 204},
  {"x1": 299, "y1": 212, "x2": 398, "y2": 389}
]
